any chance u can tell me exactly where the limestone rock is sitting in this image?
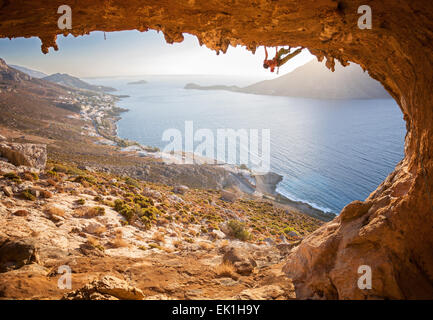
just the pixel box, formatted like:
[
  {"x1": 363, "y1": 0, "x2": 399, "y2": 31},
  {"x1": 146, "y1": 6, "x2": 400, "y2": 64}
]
[
  {"x1": 13, "y1": 210, "x2": 29, "y2": 217},
  {"x1": 0, "y1": 142, "x2": 47, "y2": 171},
  {"x1": 0, "y1": 238, "x2": 40, "y2": 272},
  {"x1": 63, "y1": 275, "x2": 145, "y2": 300},
  {"x1": 222, "y1": 246, "x2": 257, "y2": 275},
  {"x1": 173, "y1": 185, "x2": 189, "y2": 195},
  {"x1": 2, "y1": 186, "x2": 13, "y2": 197},
  {"x1": 211, "y1": 229, "x2": 226, "y2": 239},
  {"x1": 0, "y1": 160, "x2": 17, "y2": 173},
  {"x1": 221, "y1": 190, "x2": 237, "y2": 202}
]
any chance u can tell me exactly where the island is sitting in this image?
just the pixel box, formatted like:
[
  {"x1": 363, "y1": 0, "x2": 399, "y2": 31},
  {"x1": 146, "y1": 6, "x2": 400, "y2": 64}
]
[
  {"x1": 184, "y1": 60, "x2": 391, "y2": 100},
  {"x1": 127, "y1": 80, "x2": 148, "y2": 85}
]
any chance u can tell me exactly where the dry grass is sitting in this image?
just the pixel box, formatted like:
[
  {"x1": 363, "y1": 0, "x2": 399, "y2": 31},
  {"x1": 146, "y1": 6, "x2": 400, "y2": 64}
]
[
  {"x1": 215, "y1": 261, "x2": 236, "y2": 278},
  {"x1": 134, "y1": 234, "x2": 145, "y2": 241},
  {"x1": 198, "y1": 242, "x2": 215, "y2": 250},
  {"x1": 152, "y1": 232, "x2": 165, "y2": 244},
  {"x1": 46, "y1": 206, "x2": 66, "y2": 218},
  {"x1": 188, "y1": 230, "x2": 198, "y2": 237},
  {"x1": 86, "y1": 236, "x2": 105, "y2": 251},
  {"x1": 110, "y1": 230, "x2": 129, "y2": 248},
  {"x1": 220, "y1": 239, "x2": 229, "y2": 248},
  {"x1": 73, "y1": 206, "x2": 105, "y2": 218},
  {"x1": 173, "y1": 240, "x2": 183, "y2": 249},
  {"x1": 161, "y1": 246, "x2": 173, "y2": 253},
  {"x1": 86, "y1": 235, "x2": 100, "y2": 247},
  {"x1": 46, "y1": 179, "x2": 57, "y2": 187},
  {"x1": 22, "y1": 172, "x2": 36, "y2": 181},
  {"x1": 86, "y1": 206, "x2": 105, "y2": 217},
  {"x1": 158, "y1": 217, "x2": 170, "y2": 225},
  {"x1": 93, "y1": 225, "x2": 107, "y2": 236},
  {"x1": 73, "y1": 207, "x2": 86, "y2": 217}
]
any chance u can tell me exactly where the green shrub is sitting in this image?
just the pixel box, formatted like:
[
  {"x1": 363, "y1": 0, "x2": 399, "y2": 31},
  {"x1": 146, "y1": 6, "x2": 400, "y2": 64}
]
[
  {"x1": 114, "y1": 200, "x2": 135, "y2": 222},
  {"x1": 46, "y1": 170, "x2": 58, "y2": 178},
  {"x1": 124, "y1": 177, "x2": 140, "y2": 188},
  {"x1": 53, "y1": 164, "x2": 84, "y2": 176},
  {"x1": 74, "y1": 175, "x2": 96, "y2": 185},
  {"x1": 227, "y1": 220, "x2": 251, "y2": 241},
  {"x1": 283, "y1": 226, "x2": 298, "y2": 235},
  {"x1": 23, "y1": 172, "x2": 39, "y2": 181},
  {"x1": 76, "y1": 198, "x2": 86, "y2": 205},
  {"x1": 3, "y1": 172, "x2": 21, "y2": 183},
  {"x1": 21, "y1": 189, "x2": 36, "y2": 201},
  {"x1": 148, "y1": 243, "x2": 162, "y2": 250},
  {"x1": 114, "y1": 198, "x2": 159, "y2": 229},
  {"x1": 92, "y1": 206, "x2": 105, "y2": 216},
  {"x1": 133, "y1": 195, "x2": 154, "y2": 208}
]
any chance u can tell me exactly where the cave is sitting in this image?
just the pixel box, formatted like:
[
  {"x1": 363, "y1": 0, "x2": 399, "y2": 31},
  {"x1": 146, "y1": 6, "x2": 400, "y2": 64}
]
[{"x1": 1, "y1": 0, "x2": 432, "y2": 299}]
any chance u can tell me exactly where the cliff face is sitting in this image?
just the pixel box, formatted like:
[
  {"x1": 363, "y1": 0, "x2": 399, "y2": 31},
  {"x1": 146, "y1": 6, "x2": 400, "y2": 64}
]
[{"x1": 1, "y1": 0, "x2": 433, "y2": 299}]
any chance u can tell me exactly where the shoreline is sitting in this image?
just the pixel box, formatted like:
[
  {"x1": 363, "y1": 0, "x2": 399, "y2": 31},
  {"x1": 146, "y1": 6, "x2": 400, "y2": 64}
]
[{"x1": 77, "y1": 86, "x2": 337, "y2": 221}]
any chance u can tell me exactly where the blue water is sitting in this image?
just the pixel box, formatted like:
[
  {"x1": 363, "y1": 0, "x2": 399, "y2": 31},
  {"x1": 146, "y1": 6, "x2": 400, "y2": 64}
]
[{"x1": 87, "y1": 75, "x2": 406, "y2": 214}]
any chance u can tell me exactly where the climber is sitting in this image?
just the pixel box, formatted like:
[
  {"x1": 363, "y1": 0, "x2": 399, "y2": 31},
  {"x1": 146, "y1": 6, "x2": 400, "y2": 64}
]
[{"x1": 263, "y1": 46, "x2": 303, "y2": 73}]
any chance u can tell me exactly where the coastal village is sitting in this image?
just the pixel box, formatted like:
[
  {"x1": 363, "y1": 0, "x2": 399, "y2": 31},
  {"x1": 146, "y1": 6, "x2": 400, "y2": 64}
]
[{"x1": 54, "y1": 90, "x2": 130, "y2": 147}]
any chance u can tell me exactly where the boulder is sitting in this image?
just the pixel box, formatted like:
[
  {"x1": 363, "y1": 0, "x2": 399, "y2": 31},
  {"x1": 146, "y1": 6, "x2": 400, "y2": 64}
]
[
  {"x1": 0, "y1": 160, "x2": 17, "y2": 173},
  {"x1": 2, "y1": 186, "x2": 13, "y2": 197},
  {"x1": 276, "y1": 241, "x2": 301, "y2": 254},
  {"x1": 264, "y1": 237, "x2": 275, "y2": 245},
  {"x1": 84, "y1": 222, "x2": 105, "y2": 234},
  {"x1": 221, "y1": 190, "x2": 238, "y2": 202},
  {"x1": 173, "y1": 185, "x2": 189, "y2": 195},
  {"x1": 211, "y1": 229, "x2": 226, "y2": 239},
  {"x1": 222, "y1": 246, "x2": 257, "y2": 275},
  {"x1": 0, "y1": 142, "x2": 47, "y2": 171},
  {"x1": 13, "y1": 209, "x2": 30, "y2": 217},
  {"x1": 63, "y1": 275, "x2": 145, "y2": 300},
  {"x1": 0, "y1": 238, "x2": 40, "y2": 272}
]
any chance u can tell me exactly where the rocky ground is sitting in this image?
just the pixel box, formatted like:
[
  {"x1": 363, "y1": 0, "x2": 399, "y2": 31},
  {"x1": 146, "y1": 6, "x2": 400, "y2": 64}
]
[{"x1": 0, "y1": 141, "x2": 323, "y2": 300}]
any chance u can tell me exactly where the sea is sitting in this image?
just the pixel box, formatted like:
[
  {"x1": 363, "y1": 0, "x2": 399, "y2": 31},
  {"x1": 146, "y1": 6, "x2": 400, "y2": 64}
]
[{"x1": 86, "y1": 75, "x2": 406, "y2": 214}]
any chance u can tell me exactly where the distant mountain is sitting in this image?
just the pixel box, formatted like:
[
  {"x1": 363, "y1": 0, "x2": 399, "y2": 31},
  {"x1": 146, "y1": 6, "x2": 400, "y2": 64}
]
[
  {"x1": 185, "y1": 83, "x2": 241, "y2": 91},
  {"x1": 185, "y1": 60, "x2": 391, "y2": 100},
  {"x1": 1, "y1": 59, "x2": 32, "y2": 83},
  {"x1": 127, "y1": 80, "x2": 148, "y2": 85},
  {"x1": 42, "y1": 73, "x2": 116, "y2": 92},
  {"x1": 10, "y1": 65, "x2": 48, "y2": 79}
]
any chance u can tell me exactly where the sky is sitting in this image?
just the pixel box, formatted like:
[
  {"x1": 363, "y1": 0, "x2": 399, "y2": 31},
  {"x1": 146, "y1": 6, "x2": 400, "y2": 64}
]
[{"x1": 0, "y1": 30, "x2": 314, "y2": 78}]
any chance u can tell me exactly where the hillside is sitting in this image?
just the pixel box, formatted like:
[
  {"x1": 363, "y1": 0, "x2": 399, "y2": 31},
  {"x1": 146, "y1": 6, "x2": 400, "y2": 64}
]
[
  {"x1": 42, "y1": 73, "x2": 116, "y2": 92},
  {"x1": 10, "y1": 65, "x2": 47, "y2": 79},
  {"x1": 185, "y1": 60, "x2": 391, "y2": 100}
]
